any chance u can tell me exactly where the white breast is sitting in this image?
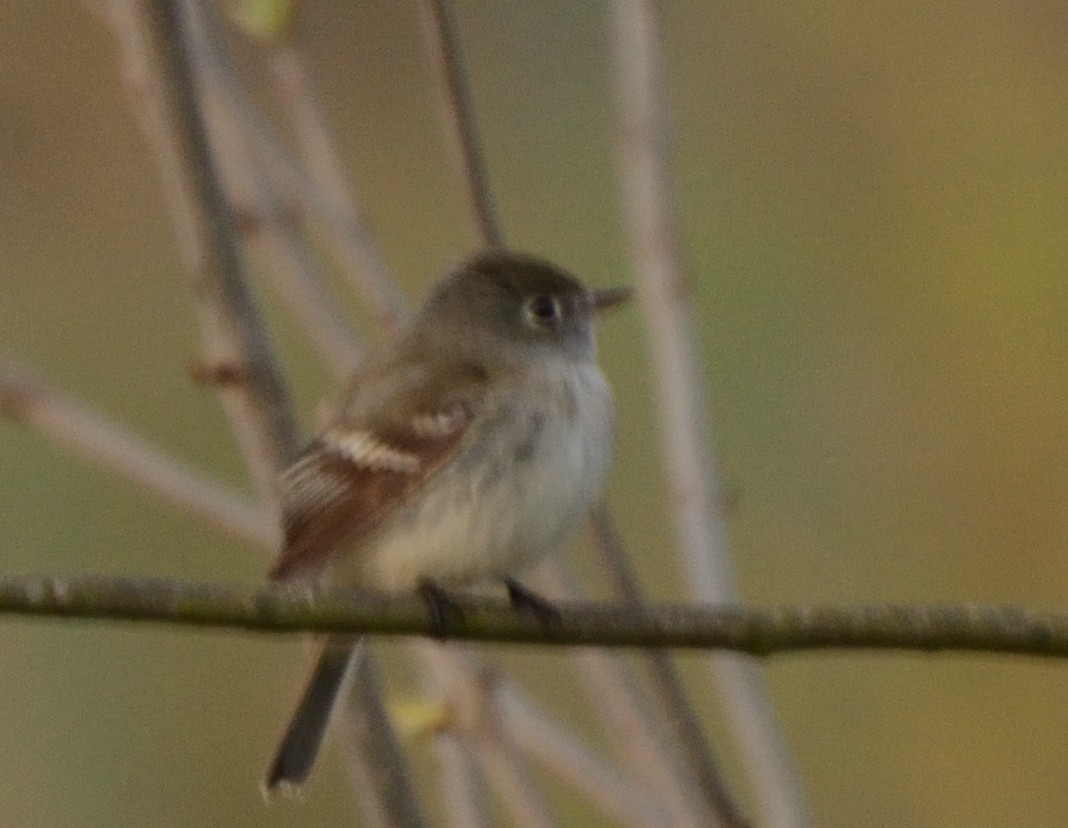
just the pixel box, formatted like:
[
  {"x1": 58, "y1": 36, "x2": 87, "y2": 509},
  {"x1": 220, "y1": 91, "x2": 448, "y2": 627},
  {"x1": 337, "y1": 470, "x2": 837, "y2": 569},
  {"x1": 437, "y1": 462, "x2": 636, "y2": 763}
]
[{"x1": 351, "y1": 360, "x2": 615, "y2": 592}]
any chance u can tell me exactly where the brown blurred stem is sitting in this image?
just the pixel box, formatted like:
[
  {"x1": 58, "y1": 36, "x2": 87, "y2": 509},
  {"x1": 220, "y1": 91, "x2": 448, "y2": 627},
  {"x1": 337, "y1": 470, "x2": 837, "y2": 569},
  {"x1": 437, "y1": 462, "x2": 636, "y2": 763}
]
[
  {"x1": 416, "y1": 5, "x2": 685, "y2": 822},
  {"x1": 494, "y1": 680, "x2": 670, "y2": 828},
  {"x1": 109, "y1": 0, "x2": 300, "y2": 502},
  {"x1": 611, "y1": 2, "x2": 811, "y2": 824},
  {"x1": 0, "y1": 354, "x2": 275, "y2": 549},
  {"x1": 417, "y1": 619, "x2": 677, "y2": 828},
  {"x1": 264, "y1": 41, "x2": 406, "y2": 330},
  {"x1": 181, "y1": 0, "x2": 363, "y2": 378},
  {"x1": 184, "y1": 0, "x2": 405, "y2": 330},
  {"x1": 103, "y1": 3, "x2": 423, "y2": 826},
  {"x1": 337, "y1": 657, "x2": 429, "y2": 828},
  {"x1": 586, "y1": 509, "x2": 747, "y2": 827},
  {"x1": 540, "y1": 562, "x2": 728, "y2": 827},
  {"x1": 415, "y1": 651, "x2": 495, "y2": 828},
  {"x1": 419, "y1": 0, "x2": 504, "y2": 247},
  {"x1": 417, "y1": 644, "x2": 556, "y2": 828},
  {"x1": 418, "y1": 1, "x2": 736, "y2": 822}
]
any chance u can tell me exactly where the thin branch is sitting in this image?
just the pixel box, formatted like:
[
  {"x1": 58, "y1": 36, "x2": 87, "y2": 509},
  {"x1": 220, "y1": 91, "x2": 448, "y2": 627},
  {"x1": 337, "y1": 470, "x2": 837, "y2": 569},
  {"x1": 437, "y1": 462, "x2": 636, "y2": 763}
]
[
  {"x1": 223, "y1": 133, "x2": 365, "y2": 380},
  {"x1": 114, "y1": 0, "x2": 399, "y2": 324},
  {"x1": 494, "y1": 681, "x2": 669, "y2": 828},
  {"x1": 255, "y1": 139, "x2": 405, "y2": 332},
  {"x1": 415, "y1": 6, "x2": 684, "y2": 823},
  {"x1": 109, "y1": 0, "x2": 299, "y2": 500},
  {"x1": 0, "y1": 355, "x2": 275, "y2": 550},
  {"x1": 106, "y1": 4, "x2": 421, "y2": 825},
  {"x1": 587, "y1": 506, "x2": 744, "y2": 826},
  {"x1": 336, "y1": 654, "x2": 429, "y2": 828},
  {"x1": 414, "y1": 5, "x2": 715, "y2": 821},
  {"x1": 264, "y1": 42, "x2": 406, "y2": 328},
  {"x1": 417, "y1": 644, "x2": 555, "y2": 828},
  {"x1": 414, "y1": 637, "x2": 667, "y2": 828},
  {"x1": 4, "y1": 576, "x2": 1068, "y2": 658},
  {"x1": 540, "y1": 562, "x2": 723, "y2": 827},
  {"x1": 432, "y1": 733, "x2": 493, "y2": 828},
  {"x1": 415, "y1": 652, "x2": 494, "y2": 828},
  {"x1": 181, "y1": 0, "x2": 363, "y2": 379},
  {"x1": 183, "y1": 0, "x2": 404, "y2": 328},
  {"x1": 611, "y1": 2, "x2": 811, "y2": 824},
  {"x1": 429, "y1": 0, "x2": 736, "y2": 815},
  {"x1": 419, "y1": 0, "x2": 503, "y2": 247},
  {"x1": 250, "y1": 17, "x2": 539, "y2": 828}
]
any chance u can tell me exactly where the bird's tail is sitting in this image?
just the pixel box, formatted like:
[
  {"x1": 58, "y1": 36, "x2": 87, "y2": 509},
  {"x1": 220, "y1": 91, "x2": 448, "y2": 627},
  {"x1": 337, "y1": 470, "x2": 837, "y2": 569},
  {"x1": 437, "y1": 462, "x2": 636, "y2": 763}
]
[{"x1": 263, "y1": 635, "x2": 364, "y2": 797}]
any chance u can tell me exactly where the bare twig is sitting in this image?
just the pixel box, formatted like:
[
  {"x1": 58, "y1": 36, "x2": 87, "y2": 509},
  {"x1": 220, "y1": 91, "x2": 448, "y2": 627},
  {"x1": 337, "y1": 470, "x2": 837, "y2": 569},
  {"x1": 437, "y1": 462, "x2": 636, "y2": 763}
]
[
  {"x1": 105, "y1": 4, "x2": 421, "y2": 825},
  {"x1": 415, "y1": 5, "x2": 683, "y2": 822},
  {"x1": 493, "y1": 683, "x2": 670, "y2": 828},
  {"x1": 109, "y1": 0, "x2": 299, "y2": 501},
  {"x1": 245, "y1": 13, "x2": 524, "y2": 826},
  {"x1": 264, "y1": 42, "x2": 406, "y2": 329},
  {"x1": 587, "y1": 506, "x2": 745, "y2": 826},
  {"x1": 178, "y1": 1, "x2": 403, "y2": 329},
  {"x1": 412, "y1": 3, "x2": 730, "y2": 820},
  {"x1": 419, "y1": 0, "x2": 503, "y2": 247},
  {"x1": 541, "y1": 562, "x2": 735, "y2": 827},
  {"x1": 417, "y1": 637, "x2": 671, "y2": 828},
  {"x1": 0, "y1": 355, "x2": 274, "y2": 549},
  {"x1": 418, "y1": 644, "x2": 555, "y2": 828},
  {"x1": 432, "y1": 733, "x2": 493, "y2": 828},
  {"x1": 181, "y1": 0, "x2": 363, "y2": 378},
  {"x1": 611, "y1": 2, "x2": 811, "y2": 824},
  {"x1": 337, "y1": 654, "x2": 428, "y2": 828},
  {"x1": 415, "y1": 657, "x2": 494, "y2": 828},
  {"x1": 223, "y1": 133, "x2": 365, "y2": 380}
]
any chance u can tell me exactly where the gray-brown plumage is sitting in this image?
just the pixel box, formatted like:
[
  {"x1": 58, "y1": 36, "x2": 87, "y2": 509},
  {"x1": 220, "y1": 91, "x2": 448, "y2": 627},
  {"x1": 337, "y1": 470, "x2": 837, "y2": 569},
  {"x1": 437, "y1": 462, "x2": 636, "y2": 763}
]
[{"x1": 264, "y1": 250, "x2": 626, "y2": 794}]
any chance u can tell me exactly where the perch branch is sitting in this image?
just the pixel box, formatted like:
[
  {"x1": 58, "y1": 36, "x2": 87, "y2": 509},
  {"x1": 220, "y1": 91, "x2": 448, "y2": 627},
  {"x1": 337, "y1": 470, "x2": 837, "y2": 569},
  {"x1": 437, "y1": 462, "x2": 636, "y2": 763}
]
[{"x1": 3, "y1": 576, "x2": 1068, "y2": 657}]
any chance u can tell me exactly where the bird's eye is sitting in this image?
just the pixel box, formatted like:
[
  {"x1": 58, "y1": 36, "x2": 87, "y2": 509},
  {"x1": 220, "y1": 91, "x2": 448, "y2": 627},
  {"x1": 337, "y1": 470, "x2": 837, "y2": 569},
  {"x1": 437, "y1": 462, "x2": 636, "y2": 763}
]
[{"x1": 523, "y1": 295, "x2": 562, "y2": 328}]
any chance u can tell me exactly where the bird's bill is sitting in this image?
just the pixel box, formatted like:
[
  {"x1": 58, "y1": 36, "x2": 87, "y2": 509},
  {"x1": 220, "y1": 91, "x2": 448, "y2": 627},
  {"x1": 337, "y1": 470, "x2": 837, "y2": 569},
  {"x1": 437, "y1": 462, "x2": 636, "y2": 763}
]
[{"x1": 589, "y1": 286, "x2": 632, "y2": 313}]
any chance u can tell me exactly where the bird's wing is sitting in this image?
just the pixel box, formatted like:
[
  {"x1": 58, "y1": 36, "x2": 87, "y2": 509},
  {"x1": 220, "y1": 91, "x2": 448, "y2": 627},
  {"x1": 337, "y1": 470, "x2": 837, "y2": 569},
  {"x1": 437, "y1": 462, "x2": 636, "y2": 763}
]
[{"x1": 269, "y1": 363, "x2": 486, "y2": 581}]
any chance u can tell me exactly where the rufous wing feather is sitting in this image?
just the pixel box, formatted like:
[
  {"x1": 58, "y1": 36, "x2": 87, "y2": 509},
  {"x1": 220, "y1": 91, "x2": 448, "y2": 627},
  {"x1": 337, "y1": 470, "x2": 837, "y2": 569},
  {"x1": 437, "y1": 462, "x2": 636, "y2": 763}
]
[{"x1": 269, "y1": 399, "x2": 476, "y2": 581}]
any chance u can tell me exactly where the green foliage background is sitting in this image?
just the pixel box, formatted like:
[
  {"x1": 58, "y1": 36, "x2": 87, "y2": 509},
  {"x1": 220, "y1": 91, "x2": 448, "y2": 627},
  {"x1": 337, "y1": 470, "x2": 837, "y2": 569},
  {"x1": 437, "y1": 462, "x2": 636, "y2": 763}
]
[{"x1": 3, "y1": 2, "x2": 1068, "y2": 825}]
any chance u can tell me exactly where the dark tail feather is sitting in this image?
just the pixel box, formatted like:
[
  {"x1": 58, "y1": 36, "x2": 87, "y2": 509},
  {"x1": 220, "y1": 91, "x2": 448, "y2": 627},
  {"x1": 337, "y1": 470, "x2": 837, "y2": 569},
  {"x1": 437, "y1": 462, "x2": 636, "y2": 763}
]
[{"x1": 263, "y1": 636, "x2": 363, "y2": 796}]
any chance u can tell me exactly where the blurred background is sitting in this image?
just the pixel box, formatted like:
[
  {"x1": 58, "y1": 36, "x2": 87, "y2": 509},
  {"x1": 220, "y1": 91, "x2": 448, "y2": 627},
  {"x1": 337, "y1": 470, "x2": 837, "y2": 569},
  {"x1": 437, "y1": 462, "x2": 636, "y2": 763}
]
[{"x1": 3, "y1": 1, "x2": 1068, "y2": 825}]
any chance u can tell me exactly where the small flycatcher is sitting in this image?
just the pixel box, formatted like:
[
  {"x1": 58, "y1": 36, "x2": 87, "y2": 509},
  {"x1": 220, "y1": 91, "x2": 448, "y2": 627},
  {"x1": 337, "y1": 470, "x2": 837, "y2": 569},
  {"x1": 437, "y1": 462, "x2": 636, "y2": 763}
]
[{"x1": 265, "y1": 250, "x2": 627, "y2": 793}]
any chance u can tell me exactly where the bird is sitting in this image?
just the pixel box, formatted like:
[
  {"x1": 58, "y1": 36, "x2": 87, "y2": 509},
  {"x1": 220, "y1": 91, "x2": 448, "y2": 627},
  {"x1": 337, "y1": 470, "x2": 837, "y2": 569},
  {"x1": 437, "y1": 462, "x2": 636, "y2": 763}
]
[{"x1": 264, "y1": 249, "x2": 627, "y2": 794}]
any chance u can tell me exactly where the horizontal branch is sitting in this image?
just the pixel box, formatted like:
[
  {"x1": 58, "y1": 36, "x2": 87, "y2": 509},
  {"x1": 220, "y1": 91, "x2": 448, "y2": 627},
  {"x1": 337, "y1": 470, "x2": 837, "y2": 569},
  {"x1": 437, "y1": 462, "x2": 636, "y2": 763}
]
[{"x1": 3, "y1": 575, "x2": 1068, "y2": 658}]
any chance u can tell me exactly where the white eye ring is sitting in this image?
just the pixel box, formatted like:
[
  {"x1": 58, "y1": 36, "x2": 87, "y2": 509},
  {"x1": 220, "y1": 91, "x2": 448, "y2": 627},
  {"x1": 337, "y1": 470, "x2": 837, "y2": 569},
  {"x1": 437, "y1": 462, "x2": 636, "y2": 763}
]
[{"x1": 523, "y1": 295, "x2": 562, "y2": 328}]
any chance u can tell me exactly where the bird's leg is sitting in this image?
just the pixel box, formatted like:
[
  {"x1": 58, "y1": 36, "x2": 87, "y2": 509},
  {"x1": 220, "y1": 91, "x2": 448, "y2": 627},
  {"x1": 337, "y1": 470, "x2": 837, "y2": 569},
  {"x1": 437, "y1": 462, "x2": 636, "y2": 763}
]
[
  {"x1": 417, "y1": 578, "x2": 464, "y2": 638},
  {"x1": 504, "y1": 578, "x2": 562, "y2": 625}
]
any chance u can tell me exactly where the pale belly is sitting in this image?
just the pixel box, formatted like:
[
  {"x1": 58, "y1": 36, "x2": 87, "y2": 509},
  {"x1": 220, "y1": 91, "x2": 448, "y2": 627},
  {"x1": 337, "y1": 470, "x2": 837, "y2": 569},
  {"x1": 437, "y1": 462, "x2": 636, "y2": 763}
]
[{"x1": 335, "y1": 363, "x2": 614, "y2": 592}]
